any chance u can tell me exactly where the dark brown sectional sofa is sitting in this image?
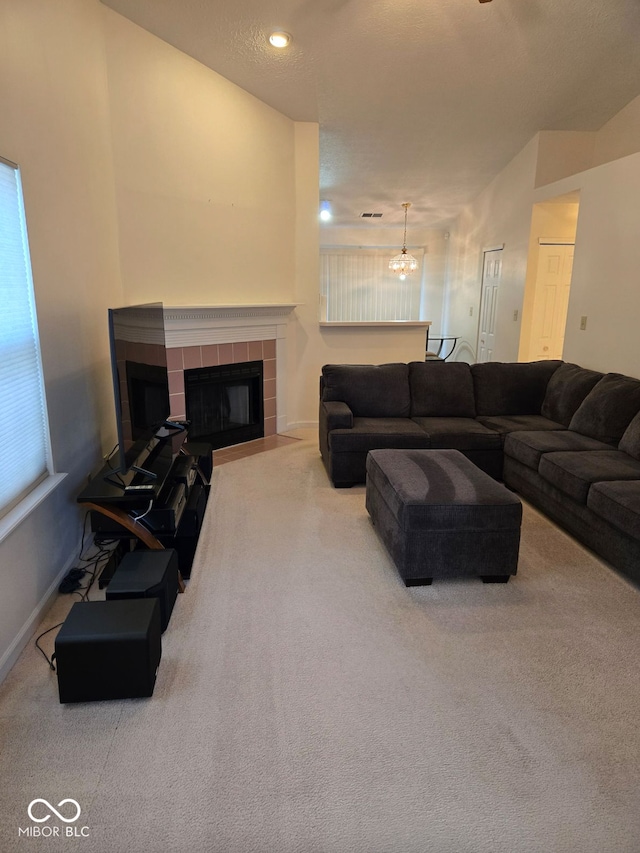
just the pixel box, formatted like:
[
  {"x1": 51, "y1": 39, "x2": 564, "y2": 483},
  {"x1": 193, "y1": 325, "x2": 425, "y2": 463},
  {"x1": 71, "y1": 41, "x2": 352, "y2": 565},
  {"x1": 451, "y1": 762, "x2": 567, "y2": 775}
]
[{"x1": 319, "y1": 359, "x2": 640, "y2": 586}]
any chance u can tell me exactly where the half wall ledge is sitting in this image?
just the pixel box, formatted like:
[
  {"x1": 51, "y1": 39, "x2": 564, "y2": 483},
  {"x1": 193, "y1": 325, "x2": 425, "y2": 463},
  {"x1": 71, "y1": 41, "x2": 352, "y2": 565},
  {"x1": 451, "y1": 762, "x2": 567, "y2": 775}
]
[{"x1": 319, "y1": 321, "x2": 431, "y2": 327}]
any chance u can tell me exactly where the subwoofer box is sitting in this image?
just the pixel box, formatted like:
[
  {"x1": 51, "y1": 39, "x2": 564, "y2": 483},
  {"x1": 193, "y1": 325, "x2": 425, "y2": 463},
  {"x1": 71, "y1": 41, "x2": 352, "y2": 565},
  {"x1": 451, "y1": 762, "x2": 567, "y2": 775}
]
[
  {"x1": 106, "y1": 549, "x2": 179, "y2": 632},
  {"x1": 55, "y1": 599, "x2": 161, "y2": 703}
]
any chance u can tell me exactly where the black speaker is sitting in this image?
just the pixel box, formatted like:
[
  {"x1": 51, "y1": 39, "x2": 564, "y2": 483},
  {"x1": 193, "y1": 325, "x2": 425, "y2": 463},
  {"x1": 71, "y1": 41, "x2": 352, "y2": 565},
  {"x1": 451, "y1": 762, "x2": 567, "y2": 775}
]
[
  {"x1": 159, "y1": 484, "x2": 208, "y2": 578},
  {"x1": 106, "y1": 549, "x2": 179, "y2": 632},
  {"x1": 55, "y1": 599, "x2": 161, "y2": 703}
]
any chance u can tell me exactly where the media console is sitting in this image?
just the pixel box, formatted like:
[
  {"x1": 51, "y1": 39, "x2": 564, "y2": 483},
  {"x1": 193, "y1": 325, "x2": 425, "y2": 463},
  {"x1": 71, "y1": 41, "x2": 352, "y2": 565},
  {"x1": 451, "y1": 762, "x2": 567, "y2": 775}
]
[{"x1": 77, "y1": 430, "x2": 212, "y2": 588}]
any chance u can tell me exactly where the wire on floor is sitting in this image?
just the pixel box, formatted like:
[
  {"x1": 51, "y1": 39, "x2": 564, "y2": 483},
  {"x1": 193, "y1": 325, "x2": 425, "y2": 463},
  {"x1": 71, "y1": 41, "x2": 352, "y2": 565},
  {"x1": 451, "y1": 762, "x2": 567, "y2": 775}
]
[{"x1": 35, "y1": 512, "x2": 120, "y2": 670}]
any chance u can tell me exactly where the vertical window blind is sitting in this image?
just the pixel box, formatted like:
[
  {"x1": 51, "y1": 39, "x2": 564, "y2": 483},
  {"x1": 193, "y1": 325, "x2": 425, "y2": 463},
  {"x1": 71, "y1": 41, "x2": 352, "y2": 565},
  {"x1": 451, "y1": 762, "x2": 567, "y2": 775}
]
[
  {"x1": 0, "y1": 158, "x2": 51, "y2": 519},
  {"x1": 320, "y1": 247, "x2": 424, "y2": 322}
]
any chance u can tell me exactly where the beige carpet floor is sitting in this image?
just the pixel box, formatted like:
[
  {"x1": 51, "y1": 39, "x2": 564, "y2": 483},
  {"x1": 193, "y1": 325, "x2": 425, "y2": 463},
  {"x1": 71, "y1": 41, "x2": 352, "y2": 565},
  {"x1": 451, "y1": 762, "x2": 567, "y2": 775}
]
[{"x1": 1, "y1": 430, "x2": 640, "y2": 852}]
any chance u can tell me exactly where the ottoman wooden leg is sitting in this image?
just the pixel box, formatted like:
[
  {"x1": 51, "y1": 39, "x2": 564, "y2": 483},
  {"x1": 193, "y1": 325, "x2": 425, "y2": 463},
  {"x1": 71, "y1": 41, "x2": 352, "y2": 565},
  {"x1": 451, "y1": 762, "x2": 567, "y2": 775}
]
[{"x1": 480, "y1": 575, "x2": 511, "y2": 583}]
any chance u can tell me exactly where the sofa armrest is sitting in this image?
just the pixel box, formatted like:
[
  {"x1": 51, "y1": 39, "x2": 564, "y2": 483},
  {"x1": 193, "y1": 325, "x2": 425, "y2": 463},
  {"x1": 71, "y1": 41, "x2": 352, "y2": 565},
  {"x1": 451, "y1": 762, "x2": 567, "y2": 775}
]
[{"x1": 321, "y1": 400, "x2": 354, "y2": 431}]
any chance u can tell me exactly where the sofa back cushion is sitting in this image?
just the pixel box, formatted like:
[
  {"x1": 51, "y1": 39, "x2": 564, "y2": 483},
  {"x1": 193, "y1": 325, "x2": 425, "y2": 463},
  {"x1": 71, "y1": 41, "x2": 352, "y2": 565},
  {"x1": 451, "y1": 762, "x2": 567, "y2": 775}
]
[
  {"x1": 471, "y1": 360, "x2": 563, "y2": 416},
  {"x1": 409, "y1": 361, "x2": 476, "y2": 417},
  {"x1": 619, "y1": 410, "x2": 640, "y2": 460},
  {"x1": 321, "y1": 363, "x2": 410, "y2": 417},
  {"x1": 569, "y1": 373, "x2": 640, "y2": 445},
  {"x1": 541, "y1": 362, "x2": 604, "y2": 427}
]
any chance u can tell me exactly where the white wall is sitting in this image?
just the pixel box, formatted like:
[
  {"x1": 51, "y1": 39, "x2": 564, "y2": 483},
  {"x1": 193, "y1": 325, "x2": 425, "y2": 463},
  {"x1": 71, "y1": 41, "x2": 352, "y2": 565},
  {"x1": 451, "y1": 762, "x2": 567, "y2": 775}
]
[
  {"x1": 102, "y1": 8, "x2": 298, "y2": 305},
  {"x1": 446, "y1": 100, "x2": 640, "y2": 377},
  {"x1": 290, "y1": 123, "x2": 323, "y2": 427},
  {"x1": 536, "y1": 153, "x2": 640, "y2": 375},
  {"x1": 444, "y1": 137, "x2": 540, "y2": 362},
  {"x1": 0, "y1": 0, "x2": 123, "y2": 677},
  {"x1": 533, "y1": 96, "x2": 640, "y2": 188},
  {"x1": 535, "y1": 132, "x2": 595, "y2": 189},
  {"x1": 592, "y1": 95, "x2": 640, "y2": 169}
]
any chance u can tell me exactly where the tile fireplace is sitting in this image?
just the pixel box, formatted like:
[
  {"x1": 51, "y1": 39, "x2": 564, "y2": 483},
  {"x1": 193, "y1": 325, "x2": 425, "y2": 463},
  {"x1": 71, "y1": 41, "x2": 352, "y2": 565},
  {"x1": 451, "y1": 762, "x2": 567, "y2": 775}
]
[{"x1": 163, "y1": 304, "x2": 296, "y2": 447}]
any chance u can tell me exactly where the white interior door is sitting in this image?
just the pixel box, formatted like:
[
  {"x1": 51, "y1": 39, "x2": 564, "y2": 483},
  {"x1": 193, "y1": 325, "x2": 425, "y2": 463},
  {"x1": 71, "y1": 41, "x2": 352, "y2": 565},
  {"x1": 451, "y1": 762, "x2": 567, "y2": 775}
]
[
  {"x1": 477, "y1": 249, "x2": 502, "y2": 362},
  {"x1": 529, "y1": 243, "x2": 574, "y2": 360}
]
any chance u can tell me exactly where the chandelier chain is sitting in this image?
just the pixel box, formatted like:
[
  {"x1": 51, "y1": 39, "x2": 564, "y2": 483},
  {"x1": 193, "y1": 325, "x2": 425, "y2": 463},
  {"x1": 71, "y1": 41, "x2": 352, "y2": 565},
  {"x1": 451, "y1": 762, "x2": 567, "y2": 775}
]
[
  {"x1": 402, "y1": 203, "x2": 409, "y2": 251},
  {"x1": 389, "y1": 202, "x2": 419, "y2": 279}
]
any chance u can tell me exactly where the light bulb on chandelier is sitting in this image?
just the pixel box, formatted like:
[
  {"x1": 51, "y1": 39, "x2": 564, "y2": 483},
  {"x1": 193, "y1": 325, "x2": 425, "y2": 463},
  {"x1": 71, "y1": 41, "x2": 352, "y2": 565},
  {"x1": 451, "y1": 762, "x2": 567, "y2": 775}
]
[{"x1": 389, "y1": 202, "x2": 419, "y2": 280}]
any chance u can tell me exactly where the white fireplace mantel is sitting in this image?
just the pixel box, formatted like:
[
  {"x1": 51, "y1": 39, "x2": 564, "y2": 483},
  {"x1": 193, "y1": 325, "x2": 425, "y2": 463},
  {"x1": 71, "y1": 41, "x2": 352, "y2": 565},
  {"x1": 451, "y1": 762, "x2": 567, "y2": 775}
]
[
  {"x1": 163, "y1": 304, "x2": 298, "y2": 347},
  {"x1": 163, "y1": 304, "x2": 298, "y2": 435}
]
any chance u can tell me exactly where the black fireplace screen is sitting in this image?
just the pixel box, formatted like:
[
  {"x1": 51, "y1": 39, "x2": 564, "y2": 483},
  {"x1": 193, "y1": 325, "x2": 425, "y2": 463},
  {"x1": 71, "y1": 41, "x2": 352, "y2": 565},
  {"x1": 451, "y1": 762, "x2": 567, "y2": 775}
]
[{"x1": 184, "y1": 360, "x2": 264, "y2": 449}]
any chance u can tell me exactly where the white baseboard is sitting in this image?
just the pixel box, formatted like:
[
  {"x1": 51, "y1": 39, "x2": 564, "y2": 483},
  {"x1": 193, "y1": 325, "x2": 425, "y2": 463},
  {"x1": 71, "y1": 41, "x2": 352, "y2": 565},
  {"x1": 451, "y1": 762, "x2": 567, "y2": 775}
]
[
  {"x1": 0, "y1": 549, "x2": 81, "y2": 686},
  {"x1": 283, "y1": 421, "x2": 318, "y2": 431}
]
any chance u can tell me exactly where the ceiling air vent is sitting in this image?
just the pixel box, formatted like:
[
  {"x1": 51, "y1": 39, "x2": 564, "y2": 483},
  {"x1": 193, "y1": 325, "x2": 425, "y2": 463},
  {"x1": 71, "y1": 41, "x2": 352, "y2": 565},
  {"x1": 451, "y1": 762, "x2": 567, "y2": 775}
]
[{"x1": 360, "y1": 212, "x2": 383, "y2": 218}]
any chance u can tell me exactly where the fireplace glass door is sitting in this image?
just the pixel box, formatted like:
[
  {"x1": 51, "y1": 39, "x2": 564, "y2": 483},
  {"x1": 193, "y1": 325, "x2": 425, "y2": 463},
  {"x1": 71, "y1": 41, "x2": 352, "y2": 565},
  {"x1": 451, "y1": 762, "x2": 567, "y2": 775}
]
[{"x1": 184, "y1": 360, "x2": 264, "y2": 449}]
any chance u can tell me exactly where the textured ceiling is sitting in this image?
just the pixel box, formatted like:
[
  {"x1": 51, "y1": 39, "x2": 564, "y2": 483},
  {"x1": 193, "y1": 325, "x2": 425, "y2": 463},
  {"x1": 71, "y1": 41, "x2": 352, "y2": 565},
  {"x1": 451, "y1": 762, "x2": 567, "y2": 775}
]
[{"x1": 100, "y1": 0, "x2": 640, "y2": 229}]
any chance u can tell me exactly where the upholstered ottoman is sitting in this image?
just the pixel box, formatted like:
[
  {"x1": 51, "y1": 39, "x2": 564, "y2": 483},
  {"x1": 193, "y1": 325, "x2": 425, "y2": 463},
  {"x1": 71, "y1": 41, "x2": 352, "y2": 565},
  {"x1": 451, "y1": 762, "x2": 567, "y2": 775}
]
[{"x1": 366, "y1": 449, "x2": 522, "y2": 585}]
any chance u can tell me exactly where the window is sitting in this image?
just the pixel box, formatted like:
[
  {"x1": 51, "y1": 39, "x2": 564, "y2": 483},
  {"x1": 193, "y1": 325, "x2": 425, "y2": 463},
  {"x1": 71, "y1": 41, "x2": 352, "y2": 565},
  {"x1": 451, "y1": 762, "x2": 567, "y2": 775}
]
[
  {"x1": 0, "y1": 157, "x2": 52, "y2": 520},
  {"x1": 320, "y1": 247, "x2": 425, "y2": 322}
]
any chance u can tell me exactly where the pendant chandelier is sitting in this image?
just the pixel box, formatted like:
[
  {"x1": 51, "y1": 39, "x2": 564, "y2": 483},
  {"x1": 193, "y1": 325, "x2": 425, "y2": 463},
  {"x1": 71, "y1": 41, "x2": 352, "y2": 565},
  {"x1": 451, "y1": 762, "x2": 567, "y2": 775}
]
[{"x1": 389, "y1": 202, "x2": 419, "y2": 280}]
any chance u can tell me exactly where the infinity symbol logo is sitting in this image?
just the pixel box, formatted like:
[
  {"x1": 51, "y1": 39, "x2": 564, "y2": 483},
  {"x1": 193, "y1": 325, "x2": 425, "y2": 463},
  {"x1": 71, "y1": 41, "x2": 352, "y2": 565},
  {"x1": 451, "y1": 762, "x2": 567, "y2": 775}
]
[{"x1": 28, "y1": 799, "x2": 82, "y2": 823}]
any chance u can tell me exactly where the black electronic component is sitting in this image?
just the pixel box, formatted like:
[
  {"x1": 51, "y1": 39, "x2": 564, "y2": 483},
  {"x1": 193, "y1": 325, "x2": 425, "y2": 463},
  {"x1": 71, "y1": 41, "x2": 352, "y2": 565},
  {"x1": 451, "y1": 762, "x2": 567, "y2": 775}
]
[{"x1": 106, "y1": 549, "x2": 179, "y2": 632}]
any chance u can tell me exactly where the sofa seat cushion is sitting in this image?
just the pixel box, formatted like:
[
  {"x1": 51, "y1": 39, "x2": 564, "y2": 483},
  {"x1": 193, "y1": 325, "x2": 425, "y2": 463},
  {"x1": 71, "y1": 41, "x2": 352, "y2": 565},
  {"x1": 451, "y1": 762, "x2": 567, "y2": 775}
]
[
  {"x1": 322, "y1": 363, "x2": 410, "y2": 418},
  {"x1": 408, "y1": 361, "x2": 476, "y2": 417},
  {"x1": 587, "y1": 481, "x2": 640, "y2": 541},
  {"x1": 411, "y1": 417, "x2": 501, "y2": 450},
  {"x1": 328, "y1": 418, "x2": 431, "y2": 454},
  {"x1": 476, "y1": 414, "x2": 564, "y2": 441},
  {"x1": 504, "y1": 430, "x2": 612, "y2": 471},
  {"x1": 538, "y1": 450, "x2": 640, "y2": 503},
  {"x1": 540, "y1": 363, "x2": 604, "y2": 427},
  {"x1": 568, "y1": 373, "x2": 640, "y2": 444}
]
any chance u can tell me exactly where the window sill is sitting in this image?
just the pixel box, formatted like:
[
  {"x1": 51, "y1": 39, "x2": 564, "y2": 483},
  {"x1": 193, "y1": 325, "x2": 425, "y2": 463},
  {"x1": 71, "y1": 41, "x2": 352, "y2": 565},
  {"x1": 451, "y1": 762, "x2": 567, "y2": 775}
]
[{"x1": 0, "y1": 473, "x2": 68, "y2": 546}]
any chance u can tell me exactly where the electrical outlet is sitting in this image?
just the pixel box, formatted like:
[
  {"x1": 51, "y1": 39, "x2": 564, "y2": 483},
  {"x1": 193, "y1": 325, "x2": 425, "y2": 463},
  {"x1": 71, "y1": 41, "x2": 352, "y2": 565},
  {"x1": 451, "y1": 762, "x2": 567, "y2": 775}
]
[
  {"x1": 513, "y1": 309, "x2": 519, "y2": 321},
  {"x1": 580, "y1": 316, "x2": 587, "y2": 330},
  {"x1": 469, "y1": 306, "x2": 473, "y2": 317}
]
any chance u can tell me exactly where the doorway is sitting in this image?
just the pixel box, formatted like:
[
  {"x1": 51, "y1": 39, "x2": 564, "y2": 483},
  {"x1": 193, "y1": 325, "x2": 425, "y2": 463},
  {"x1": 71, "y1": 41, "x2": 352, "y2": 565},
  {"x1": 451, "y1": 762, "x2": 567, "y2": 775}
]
[
  {"x1": 519, "y1": 194, "x2": 580, "y2": 362},
  {"x1": 527, "y1": 241, "x2": 574, "y2": 360},
  {"x1": 477, "y1": 248, "x2": 503, "y2": 362}
]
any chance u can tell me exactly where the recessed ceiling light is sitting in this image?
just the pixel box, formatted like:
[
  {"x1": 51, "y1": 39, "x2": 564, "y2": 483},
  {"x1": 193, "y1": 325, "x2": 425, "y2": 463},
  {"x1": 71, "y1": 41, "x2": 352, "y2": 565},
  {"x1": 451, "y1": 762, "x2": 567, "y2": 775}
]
[
  {"x1": 319, "y1": 200, "x2": 332, "y2": 222},
  {"x1": 269, "y1": 32, "x2": 291, "y2": 49}
]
